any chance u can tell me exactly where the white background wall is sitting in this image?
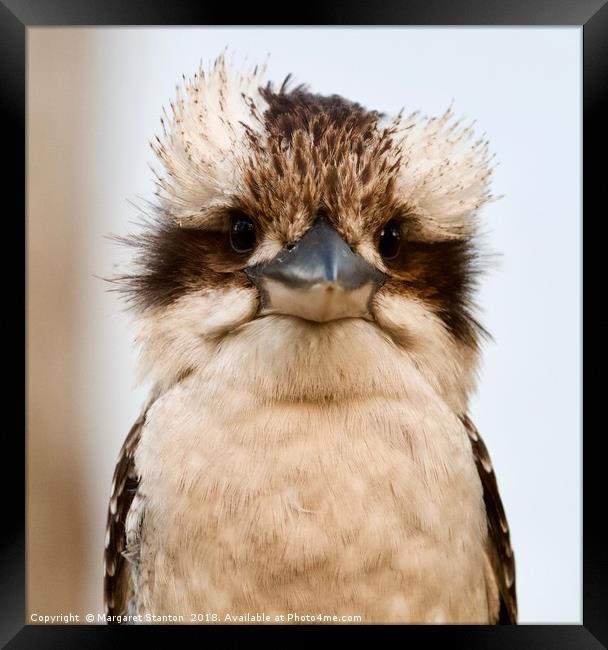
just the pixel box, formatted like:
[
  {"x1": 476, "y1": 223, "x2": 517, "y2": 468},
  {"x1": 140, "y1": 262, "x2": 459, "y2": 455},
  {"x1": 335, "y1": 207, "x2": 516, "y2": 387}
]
[{"x1": 27, "y1": 27, "x2": 581, "y2": 623}]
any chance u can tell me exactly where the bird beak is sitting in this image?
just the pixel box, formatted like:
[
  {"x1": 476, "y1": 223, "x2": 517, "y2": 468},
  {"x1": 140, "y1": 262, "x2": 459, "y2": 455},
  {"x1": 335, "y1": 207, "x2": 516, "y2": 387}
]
[{"x1": 245, "y1": 217, "x2": 386, "y2": 323}]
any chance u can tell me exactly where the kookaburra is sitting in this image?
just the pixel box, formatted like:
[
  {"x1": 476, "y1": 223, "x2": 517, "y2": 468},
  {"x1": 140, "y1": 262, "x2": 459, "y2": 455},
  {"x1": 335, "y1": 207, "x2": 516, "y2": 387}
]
[{"x1": 104, "y1": 54, "x2": 516, "y2": 624}]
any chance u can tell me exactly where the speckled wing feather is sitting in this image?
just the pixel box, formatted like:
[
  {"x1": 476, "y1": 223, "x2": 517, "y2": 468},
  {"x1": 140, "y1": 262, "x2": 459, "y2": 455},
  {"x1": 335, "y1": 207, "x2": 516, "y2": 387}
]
[
  {"x1": 103, "y1": 411, "x2": 147, "y2": 620},
  {"x1": 462, "y1": 415, "x2": 517, "y2": 624}
]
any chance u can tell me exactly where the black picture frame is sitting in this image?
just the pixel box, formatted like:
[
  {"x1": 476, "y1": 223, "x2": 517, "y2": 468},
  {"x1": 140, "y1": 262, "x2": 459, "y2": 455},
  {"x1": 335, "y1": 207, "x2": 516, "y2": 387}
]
[{"x1": 7, "y1": 1, "x2": 600, "y2": 647}]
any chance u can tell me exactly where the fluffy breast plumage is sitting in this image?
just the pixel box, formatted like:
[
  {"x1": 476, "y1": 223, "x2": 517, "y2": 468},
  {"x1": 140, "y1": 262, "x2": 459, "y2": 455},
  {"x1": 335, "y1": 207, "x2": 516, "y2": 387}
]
[{"x1": 130, "y1": 322, "x2": 489, "y2": 623}]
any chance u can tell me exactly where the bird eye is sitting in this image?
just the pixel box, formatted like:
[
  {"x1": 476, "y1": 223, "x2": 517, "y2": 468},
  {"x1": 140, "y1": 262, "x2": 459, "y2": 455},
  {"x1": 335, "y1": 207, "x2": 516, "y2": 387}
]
[
  {"x1": 229, "y1": 213, "x2": 256, "y2": 254},
  {"x1": 378, "y1": 219, "x2": 402, "y2": 261}
]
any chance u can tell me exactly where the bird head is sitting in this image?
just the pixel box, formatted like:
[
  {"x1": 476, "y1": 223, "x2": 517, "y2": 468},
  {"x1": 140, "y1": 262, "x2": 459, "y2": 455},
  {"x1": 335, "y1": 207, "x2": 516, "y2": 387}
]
[{"x1": 119, "y1": 55, "x2": 494, "y2": 411}]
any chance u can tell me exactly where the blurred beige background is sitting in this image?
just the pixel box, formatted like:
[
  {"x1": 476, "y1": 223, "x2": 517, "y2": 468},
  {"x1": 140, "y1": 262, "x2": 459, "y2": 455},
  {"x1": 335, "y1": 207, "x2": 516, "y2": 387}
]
[
  {"x1": 27, "y1": 27, "x2": 581, "y2": 623},
  {"x1": 27, "y1": 29, "x2": 149, "y2": 620}
]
